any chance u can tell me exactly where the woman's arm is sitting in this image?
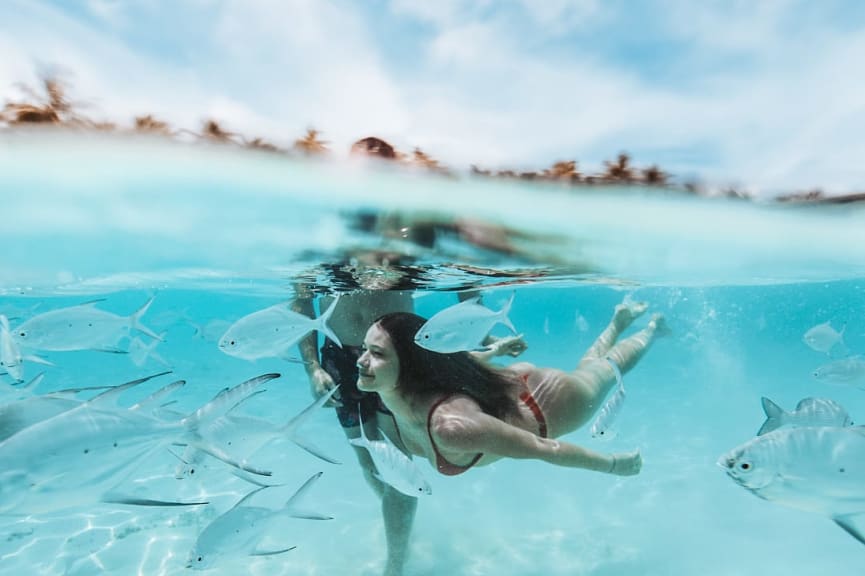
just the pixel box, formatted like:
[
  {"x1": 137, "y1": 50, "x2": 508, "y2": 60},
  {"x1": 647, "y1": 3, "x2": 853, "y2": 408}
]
[{"x1": 433, "y1": 407, "x2": 641, "y2": 476}]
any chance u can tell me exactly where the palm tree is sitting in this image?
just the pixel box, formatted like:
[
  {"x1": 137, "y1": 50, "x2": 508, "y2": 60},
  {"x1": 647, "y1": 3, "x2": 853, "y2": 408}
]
[
  {"x1": 602, "y1": 152, "x2": 635, "y2": 183},
  {"x1": 134, "y1": 114, "x2": 174, "y2": 136},
  {"x1": 244, "y1": 137, "x2": 283, "y2": 153},
  {"x1": 200, "y1": 119, "x2": 237, "y2": 143},
  {"x1": 544, "y1": 160, "x2": 581, "y2": 182},
  {"x1": 2, "y1": 76, "x2": 78, "y2": 125},
  {"x1": 412, "y1": 148, "x2": 451, "y2": 175},
  {"x1": 641, "y1": 164, "x2": 669, "y2": 186},
  {"x1": 293, "y1": 128, "x2": 329, "y2": 154}
]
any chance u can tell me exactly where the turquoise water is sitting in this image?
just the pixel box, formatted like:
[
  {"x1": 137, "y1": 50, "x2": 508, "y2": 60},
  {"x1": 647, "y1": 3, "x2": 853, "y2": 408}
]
[{"x1": 2, "y1": 132, "x2": 865, "y2": 575}]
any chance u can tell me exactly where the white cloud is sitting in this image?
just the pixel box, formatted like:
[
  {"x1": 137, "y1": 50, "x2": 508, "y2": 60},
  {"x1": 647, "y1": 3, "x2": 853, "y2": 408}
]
[{"x1": 2, "y1": 0, "x2": 865, "y2": 192}]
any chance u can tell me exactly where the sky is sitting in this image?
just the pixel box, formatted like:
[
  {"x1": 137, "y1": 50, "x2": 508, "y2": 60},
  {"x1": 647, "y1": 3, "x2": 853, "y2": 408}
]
[{"x1": 2, "y1": 0, "x2": 865, "y2": 194}]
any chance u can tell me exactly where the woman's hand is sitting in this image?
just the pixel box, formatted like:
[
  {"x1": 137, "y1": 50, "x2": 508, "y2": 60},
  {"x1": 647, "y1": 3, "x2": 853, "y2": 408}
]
[
  {"x1": 608, "y1": 450, "x2": 642, "y2": 476},
  {"x1": 310, "y1": 366, "x2": 342, "y2": 407},
  {"x1": 487, "y1": 334, "x2": 528, "y2": 357}
]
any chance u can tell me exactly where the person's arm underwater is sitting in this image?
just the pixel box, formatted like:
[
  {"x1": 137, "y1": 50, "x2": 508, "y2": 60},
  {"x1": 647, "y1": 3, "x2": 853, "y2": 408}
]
[
  {"x1": 431, "y1": 403, "x2": 641, "y2": 475},
  {"x1": 291, "y1": 284, "x2": 340, "y2": 404}
]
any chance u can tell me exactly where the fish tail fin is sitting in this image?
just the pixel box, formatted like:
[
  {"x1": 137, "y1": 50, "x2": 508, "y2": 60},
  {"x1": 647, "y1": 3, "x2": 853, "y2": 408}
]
[
  {"x1": 282, "y1": 471, "x2": 333, "y2": 520},
  {"x1": 316, "y1": 296, "x2": 342, "y2": 348},
  {"x1": 181, "y1": 373, "x2": 280, "y2": 477},
  {"x1": 498, "y1": 291, "x2": 518, "y2": 334},
  {"x1": 129, "y1": 296, "x2": 163, "y2": 341},
  {"x1": 756, "y1": 396, "x2": 785, "y2": 436},
  {"x1": 279, "y1": 386, "x2": 342, "y2": 464}
]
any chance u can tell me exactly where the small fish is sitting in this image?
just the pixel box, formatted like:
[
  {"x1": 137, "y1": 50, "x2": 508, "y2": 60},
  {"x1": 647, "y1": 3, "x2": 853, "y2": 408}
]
[
  {"x1": 813, "y1": 355, "x2": 865, "y2": 384},
  {"x1": 187, "y1": 472, "x2": 332, "y2": 570},
  {"x1": 719, "y1": 426, "x2": 865, "y2": 546},
  {"x1": 590, "y1": 358, "x2": 626, "y2": 439},
  {"x1": 13, "y1": 297, "x2": 161, "y2": 353},
  {"x1": 349, "y1": 412, "x2": 432, "y2": 498},
  {"x1": 803, "y1": 321, "x2": 846, "y2": 354},
  {"x1": 218, "y1": 297, "x2": 341, "y2": 361},
  {"x1": 415, "y1": 292, "x2": 516, "y2": 353},
  {"x1": 757, "y1": 397, "x2": 853, "y2": 435}
]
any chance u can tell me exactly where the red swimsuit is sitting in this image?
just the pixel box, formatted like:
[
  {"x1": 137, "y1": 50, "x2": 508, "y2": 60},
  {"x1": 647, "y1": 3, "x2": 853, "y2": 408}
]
[{"x1": 427, "y1": 375, "x2": 548, "y2": 476}]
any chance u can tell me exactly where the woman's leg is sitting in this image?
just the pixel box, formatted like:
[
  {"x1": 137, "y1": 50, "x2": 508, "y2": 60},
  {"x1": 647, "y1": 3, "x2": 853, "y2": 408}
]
[
  {"x1": 577, "y1": 299, "x2": 648, "y2": 367},
  {"x1": 541, "y1": 313, "x2": 666, "y2": 436}
]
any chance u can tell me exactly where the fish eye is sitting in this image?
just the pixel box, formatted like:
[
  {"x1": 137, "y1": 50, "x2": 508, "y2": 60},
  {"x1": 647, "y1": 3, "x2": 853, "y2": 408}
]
[
  {"x1": 229, "y1": 340, "x2": 235, "y2": 346},
  {"x1": 737, "y1": 461, "x2": 752, "y2": 471},
  {"x1": 197, "y1": 556, "x2": 202, "y2": 562},
  {"x1": 423, "y1": 334, "x2": 429, "y2": 340},
  {"x1": 18, "y1": 332, "x2": 25, "y2": 337}
]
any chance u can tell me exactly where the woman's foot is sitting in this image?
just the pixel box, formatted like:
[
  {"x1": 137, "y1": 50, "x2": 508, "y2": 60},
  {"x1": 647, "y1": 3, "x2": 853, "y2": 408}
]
[
  {"x1": 647, "y1": 312, "x2": 671, "y2": 337},
  {"x1": 613, "y1": 298, "x2": 649, "y2": 331}
]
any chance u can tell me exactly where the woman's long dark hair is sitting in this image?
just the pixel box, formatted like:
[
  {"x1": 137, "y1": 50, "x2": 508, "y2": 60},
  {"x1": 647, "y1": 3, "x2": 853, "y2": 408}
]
[{"x1": 374, "y1": 312, "x2": 520, "y2": 419}]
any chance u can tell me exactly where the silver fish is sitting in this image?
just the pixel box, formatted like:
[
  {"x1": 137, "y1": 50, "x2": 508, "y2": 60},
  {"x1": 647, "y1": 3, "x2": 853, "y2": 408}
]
[
  {"x1": 175, "y1": 386, "x2": 341, "y2": 480},
  {"x1": 590, "y1": 358, "x2": 626, "y2": 439},
  {"x1": 13, "y1": 297, "x2": 161, "y2": 353},
  {"x1": 0, "y1": 372, "x2": 275, "y2": 514},
  {"x1": 218, "y1": 297, "x2": 341, "y2": 361},
  {"x1": 415, "y1": 292, "x2": 516, "y2": 353},
  {"x1": 803, "y1": 321, "x2": 846, "y2": 354},
  {"x1": 758, "y1": 396, "x2": 853, "y2": 435},
  {"x1": 187, "y1": 472, "x2": 332, "y2": 570},
  {"x1": 0, "y1": 314, "x2": 51, "y2": 383},
  {"x1": 813, "y1": 355, "x2": 865, "y2": 384},
  {"x1": 350, "y1": 411, "x2": 431, "y2": 497},
  {"x1": 719, "y1": 426, "x2": 865, "y2": 545}
]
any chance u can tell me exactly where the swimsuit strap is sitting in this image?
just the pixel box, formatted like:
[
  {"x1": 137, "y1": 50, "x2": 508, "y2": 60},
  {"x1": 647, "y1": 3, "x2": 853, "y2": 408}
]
[
  {"x1": 427, "y1": 395, "x2": 483, "y2": 476},
  {"x1": 518, "y1": 372, "x2": 548, "y2": 438}
]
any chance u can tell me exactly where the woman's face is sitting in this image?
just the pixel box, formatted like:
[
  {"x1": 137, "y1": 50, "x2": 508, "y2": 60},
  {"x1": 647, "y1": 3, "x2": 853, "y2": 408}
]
[{"x1": 357, "y1": 322, "x2": 400, "y2": 394}]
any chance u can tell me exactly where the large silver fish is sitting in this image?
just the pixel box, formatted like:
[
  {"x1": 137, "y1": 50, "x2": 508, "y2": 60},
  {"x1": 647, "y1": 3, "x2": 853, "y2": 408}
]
[
  {"x1": 0, "y1": 372, "x2": 276, "y2": 514},
  {"x1": 175, "y1": 386, "x2": 342, "y2": 480},
  {"x1": 719, "y1": 426, "x2": 865, "y2": 545},
  {"x1": 757, "y1": 396, "x2": 853, "y2": 435},
  {"x1": 350, "y1": 411, "x2": 431, "y2": 497},
  {"x1": 187, "y1": 472, "x2": 332, "y2": 570},
  {"x1": 12, "y1": 297, "x2": 162, "y2": 353},
  {"x1": 414, "y1": 292, "x2": 516, "y2": 353},
  {"x1": 218, "y1": 297, "x2": 341, "y2": 361}
]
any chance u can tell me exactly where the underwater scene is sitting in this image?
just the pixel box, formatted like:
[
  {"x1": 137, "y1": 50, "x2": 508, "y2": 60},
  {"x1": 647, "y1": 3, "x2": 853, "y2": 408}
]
[{"x1": 2, "y1": 133, "x2": 865, "y2": 576}]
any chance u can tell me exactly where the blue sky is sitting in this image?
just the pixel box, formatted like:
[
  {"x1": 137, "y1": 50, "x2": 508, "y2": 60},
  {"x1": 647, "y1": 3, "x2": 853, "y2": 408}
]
[{"x1": 2, "y1": 0, "x2": 865, "y2": 194}]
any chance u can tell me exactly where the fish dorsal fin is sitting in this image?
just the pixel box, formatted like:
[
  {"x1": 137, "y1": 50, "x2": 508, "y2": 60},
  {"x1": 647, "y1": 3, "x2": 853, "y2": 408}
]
[
  {"x1": 279, "y1": 386, "x2": 342, "y2": 464},
  {"x1": 284, "y1": 471, "x2": 325, "y2": 512},
  {"x1": 377, "y1": 427, "x2": 402, "y2": 453},
  {"x1": 794, "y1": 397, "x2": 815, "y2": 411},
  {"x1": 833, "y1": 515, "x2": 865, "y2": 546},
  {"x1": 130, "y1": 379, "x2": 186, "y2": 412},
  {"x1": 231, "y1": 485, "x2": 270, "y2": 511},
  {"x1": 189, "y1": 373, "x2": 279, "y2": 424},
  {"x1": 281, "y1": 386, "x2": 340, "y2": 434},
  {"x1": 86, "y1": 370, "x2": 173, "y2": 408},
  {"x1": 21, "y1": 372, "x2": 45, "y2": 394}
]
